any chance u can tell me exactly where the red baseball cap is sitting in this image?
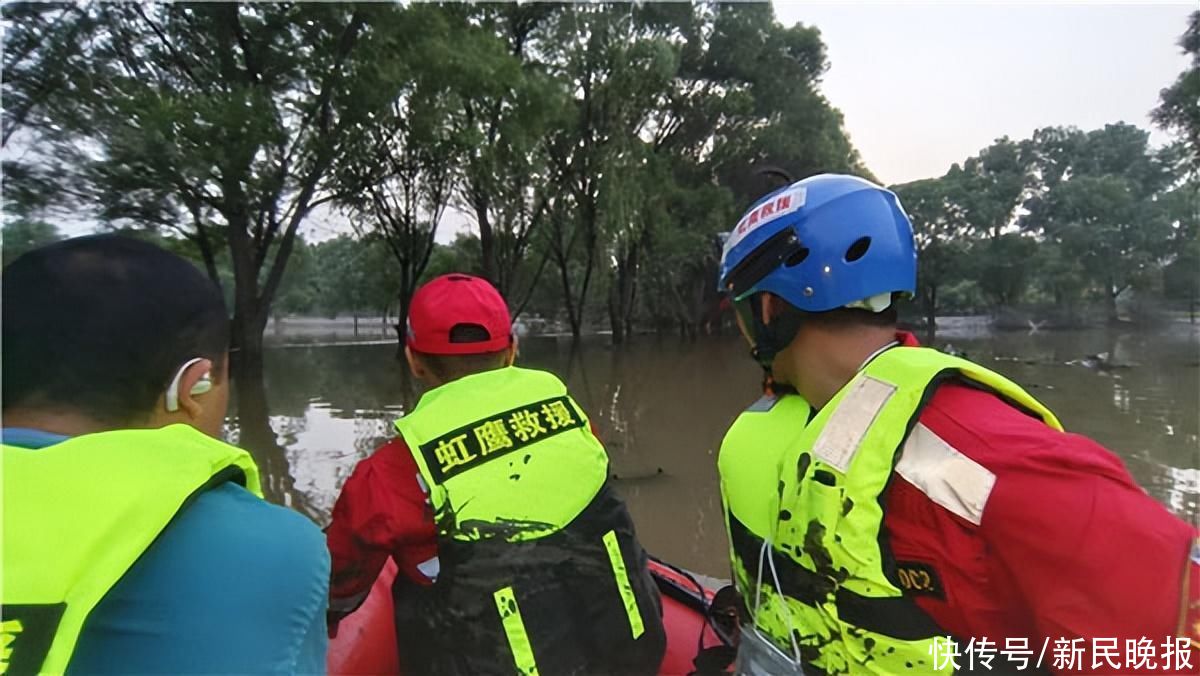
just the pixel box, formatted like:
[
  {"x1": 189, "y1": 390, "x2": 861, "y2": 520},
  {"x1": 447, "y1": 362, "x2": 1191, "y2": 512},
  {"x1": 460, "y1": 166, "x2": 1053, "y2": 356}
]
[{"x1": 406, "y1": 274, "x2": 513, "y2": 355}]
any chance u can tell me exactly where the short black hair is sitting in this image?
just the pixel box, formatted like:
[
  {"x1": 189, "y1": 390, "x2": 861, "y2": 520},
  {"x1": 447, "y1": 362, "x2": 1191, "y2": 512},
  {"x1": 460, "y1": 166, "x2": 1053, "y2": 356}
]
[
  {"x1": 2, "y1": 234, "x2": 229, "y2": 425},
  {"x1": 414, "y1": 349, "x2": 509, "y2": 384}
]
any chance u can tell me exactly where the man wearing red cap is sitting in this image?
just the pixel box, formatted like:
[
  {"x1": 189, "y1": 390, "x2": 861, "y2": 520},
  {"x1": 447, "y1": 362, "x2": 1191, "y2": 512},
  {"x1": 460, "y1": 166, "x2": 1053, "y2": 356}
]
[{"x1": 326, "y1": 274, "x2": 666, "y2": 675}]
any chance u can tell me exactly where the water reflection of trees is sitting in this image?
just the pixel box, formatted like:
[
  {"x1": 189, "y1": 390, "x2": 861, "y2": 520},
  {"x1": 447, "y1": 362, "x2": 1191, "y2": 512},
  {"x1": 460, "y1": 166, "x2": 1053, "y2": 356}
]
[
  {"x1": 232, "y1": 344, "x2": 419, "y2": 520},
  {"x1": 225, "y1": 399, "x2": 321, "y2": 521},
  {"x1": 264, "y1": 344, "x2": 416, "y2": 418}
]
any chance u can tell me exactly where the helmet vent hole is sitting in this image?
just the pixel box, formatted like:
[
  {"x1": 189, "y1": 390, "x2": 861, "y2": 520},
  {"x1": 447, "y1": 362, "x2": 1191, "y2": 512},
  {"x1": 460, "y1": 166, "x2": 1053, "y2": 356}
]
[
  {"x1": 784, "y1": 247, "x2": 810, "y2": 267},
  {"x1": 845, "y1": 237, "x2": 871, "y2": 262}
]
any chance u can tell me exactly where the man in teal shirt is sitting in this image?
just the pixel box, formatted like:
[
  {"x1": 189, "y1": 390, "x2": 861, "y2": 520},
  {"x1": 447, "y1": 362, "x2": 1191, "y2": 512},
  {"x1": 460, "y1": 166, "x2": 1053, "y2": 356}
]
[{"x1": 2, "y1": 235, "x2": 328, "y2": 674}]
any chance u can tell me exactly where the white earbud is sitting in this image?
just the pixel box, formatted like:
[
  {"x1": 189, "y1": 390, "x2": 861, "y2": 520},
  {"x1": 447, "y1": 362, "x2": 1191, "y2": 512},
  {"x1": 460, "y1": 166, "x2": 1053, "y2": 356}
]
[{"x1": 166, "y1": 357, "x2": 214, "y2": 412}]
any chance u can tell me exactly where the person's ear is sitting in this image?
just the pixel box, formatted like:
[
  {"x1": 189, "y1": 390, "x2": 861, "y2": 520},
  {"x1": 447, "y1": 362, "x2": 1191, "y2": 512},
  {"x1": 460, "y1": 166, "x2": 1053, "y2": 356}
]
[
  {"x1": 405, "y1": 346, "x2": 427, "y2": 380},
  {"x1": 504, "y1": 339, "x2": 518, "y2": 366},
  {"x1": 169, "y1": 358, "x2": 214, "y2": 419}
]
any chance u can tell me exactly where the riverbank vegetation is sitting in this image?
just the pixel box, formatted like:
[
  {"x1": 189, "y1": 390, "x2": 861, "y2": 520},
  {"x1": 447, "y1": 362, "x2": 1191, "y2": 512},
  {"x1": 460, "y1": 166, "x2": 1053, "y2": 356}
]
[{"x1": 4, "y1": 4, "x2": 1197, "y2": 359}]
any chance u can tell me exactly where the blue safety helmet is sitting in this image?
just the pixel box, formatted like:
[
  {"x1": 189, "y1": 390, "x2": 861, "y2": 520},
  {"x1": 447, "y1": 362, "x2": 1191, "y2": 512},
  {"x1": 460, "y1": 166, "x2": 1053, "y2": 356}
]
[{"x1": 717, "y1": 174, "x2": 916, "y2": 364}]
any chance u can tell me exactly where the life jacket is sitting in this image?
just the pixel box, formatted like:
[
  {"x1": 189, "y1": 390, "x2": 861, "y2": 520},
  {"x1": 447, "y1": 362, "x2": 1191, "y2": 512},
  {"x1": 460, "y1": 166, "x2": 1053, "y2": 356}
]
[
  {"x1": 2, "y1": 425, "x2": 262, "y2": 675},
  {"x1": 719, "y1": 390, "x2": 813, "y2": 670},
  {"x1": 393, "y1": 366, "x2": 666, "y2": 675},
  {"x1": 719, "y1": 347, "x2": 1061, "y2": 674}
]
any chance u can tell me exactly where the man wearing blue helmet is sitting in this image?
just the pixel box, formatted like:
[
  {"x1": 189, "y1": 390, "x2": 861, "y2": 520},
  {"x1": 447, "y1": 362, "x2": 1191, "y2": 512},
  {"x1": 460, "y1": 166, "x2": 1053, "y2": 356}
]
[{"x1": 715, "y1": 174, "x2": 1198, "y2": 675}]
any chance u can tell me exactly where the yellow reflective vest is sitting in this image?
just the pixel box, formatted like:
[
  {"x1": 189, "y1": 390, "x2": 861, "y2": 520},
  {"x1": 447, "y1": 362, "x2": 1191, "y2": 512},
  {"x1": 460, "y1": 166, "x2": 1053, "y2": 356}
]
[
  {"x1": 394, "y1": 366, "x2": 665, "y2": 675},
  {"x1": 719, "y1": 347, "x2": 1062, "y2": 674},
  {"x1": 2, "y1": 425, "x2": 262, "y2": 675},
  {"x1": 396, "y1": 366, "x2": 610, "y2": 543}
]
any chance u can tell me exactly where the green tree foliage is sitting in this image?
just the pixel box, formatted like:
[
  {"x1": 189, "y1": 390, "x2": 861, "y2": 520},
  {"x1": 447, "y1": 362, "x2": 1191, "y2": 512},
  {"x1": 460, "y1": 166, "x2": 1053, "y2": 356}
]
[
  {"x1": 4, "y1": 2, "x2": 865, "y2": 349},
  {"x1": 1023, "y1": 124, "x2": 1173, "y2": 321},
  {"x1": 895, "y1": 122, "x2": 1186, "y2": 328},
  {"x1": 889, "y1": 177, "x2": 969, "y2": 334},
  {"x1": 274, "y1": 239, "x2": 320, "y2": 317},
  {"x1": 1154, "y1": 11, "x2": 1200, "y2": 173},
  {"x1": 331, "y1": 5, "x2": 491, "y2": 331},
  {"x1": 310, "y1": 235, "x2": 398, "y2": 320},
  {"x1": 265, "y1": 233, "x2": 404, "y2": 332},
  {"x1": 0, "y1": 219, "x2": 62, "y2": 266},
  {"x1": 423, "y1": 233, "x2": 482, "y2": 283},
  {"x1": 1160, "y1": 179, "x2": 1200, "y2": 315},
  {"x1": 946, "y1": 138, "x2": 1028, "y2": 242},
  {"x1": 450, "y1": 5, "x2": 563, "y2": 307},
  {"x1": 11, "y1": 1, "x2": 1192, "y2": 373}
]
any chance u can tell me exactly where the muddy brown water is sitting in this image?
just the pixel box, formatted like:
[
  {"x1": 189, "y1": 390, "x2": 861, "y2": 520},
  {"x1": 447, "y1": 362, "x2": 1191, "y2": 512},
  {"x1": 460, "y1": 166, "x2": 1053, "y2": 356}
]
[{"x1": 241, "y1": 319, "x2": 1199, "y2": 578}]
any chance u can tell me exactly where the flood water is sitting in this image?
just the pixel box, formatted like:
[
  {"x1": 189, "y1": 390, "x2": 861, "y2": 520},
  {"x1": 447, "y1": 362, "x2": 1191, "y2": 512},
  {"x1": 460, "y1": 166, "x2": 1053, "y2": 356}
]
[{"x1": 247, "y1": 319, "x2": 1200, "y2": 579}]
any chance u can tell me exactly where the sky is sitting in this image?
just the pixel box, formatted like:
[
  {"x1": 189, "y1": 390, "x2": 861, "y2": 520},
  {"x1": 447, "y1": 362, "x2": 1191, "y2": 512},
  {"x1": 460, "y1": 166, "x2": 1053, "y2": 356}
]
[{"x1": 771, "y1": 1, "x2": 1195, "y2": 185}]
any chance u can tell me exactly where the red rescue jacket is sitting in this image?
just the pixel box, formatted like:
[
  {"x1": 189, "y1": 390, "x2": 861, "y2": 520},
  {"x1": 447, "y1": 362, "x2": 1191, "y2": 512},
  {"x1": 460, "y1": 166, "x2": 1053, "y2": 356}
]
[{"x1": 882, "y1": 332, "x2": 1197, "y2": 673}]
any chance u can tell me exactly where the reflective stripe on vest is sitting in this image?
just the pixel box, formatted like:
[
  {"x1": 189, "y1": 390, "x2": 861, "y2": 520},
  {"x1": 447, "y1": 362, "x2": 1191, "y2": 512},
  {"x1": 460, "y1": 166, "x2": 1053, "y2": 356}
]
[
  {"x1": 2, "y1": 425, "x2": 262, "y2": 674},
  {"x1": 493, "y1": 587, "x2": 538, "y2": 676},
  {"x1": 395, "y1": 366, "x2": 609, "y2": 542},
  {"x1": 722, "y1": 347, "x2": 1061, "y2": 674},
  {"x1": 602, "y1": 530, "x2": 646, "y2": 639}
]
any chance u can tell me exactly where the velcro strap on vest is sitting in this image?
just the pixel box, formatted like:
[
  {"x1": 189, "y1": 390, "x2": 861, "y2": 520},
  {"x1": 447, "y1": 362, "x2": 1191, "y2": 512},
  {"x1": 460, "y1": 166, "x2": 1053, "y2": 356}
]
[{"x1": 727, "y1": 513, "x2": 941, "y2": 641}]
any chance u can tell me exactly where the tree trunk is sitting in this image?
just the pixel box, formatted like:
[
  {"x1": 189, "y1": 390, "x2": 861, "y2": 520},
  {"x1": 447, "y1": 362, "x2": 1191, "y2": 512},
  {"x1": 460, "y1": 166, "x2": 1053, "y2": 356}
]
[
  {"x1": 609, "y1": 305, "x2": 625, "y2": 345},
  {"x1": 192, "y1": 228, "x2": 222, "y2": 292},
  {"x1": 621, "y1": 248, "x2": 638, "y2": 342},
  {"x1": 608, "y1": 243, "x2": 638, "y2": 346},
  {"x1": 232, "y1": 337, "x2": 273, "y2": 454},
  {"x1": 925, "y1": 286, "x2": 938, "y2": 342},
  {"x1": 231, "y1": 341, "x2": 316, "y2": 519},
  {"x1": 608, "y1": 269, "x2": 626, "y2": 346},
  {"x1": 475, "y1": 197, "x2": 497, "y2": 286},
  {"x1": 394, "y1": 291, "x2": 413, "y2": 359},
  {"x1": 569, "y1": 198, "x2": 599, "y2": 343},
  {"x1": 1106, "y1": 278, "x2": 1120, "y2": 323},
  {"x1": 567, "y1": 312, "x2": 582, "y2": 342},
  {"x1": 553, "y1": 248, "x2": 582, "y2": 341},
  {"x1": 353, "y1": 313, "x2": 359, "y2": 336},
  {"x1": 229, "y1": 316, "x2": 279, "y2": 488},
  {"x1": 397, "y1": 293, "x2": 412, "y2": 338}
]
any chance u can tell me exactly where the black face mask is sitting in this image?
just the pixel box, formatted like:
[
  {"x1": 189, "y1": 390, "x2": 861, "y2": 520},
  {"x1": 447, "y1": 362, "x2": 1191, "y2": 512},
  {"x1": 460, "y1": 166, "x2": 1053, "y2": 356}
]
[{"x1": 733, "y1": 293, "x2": 805, "y2": 370}]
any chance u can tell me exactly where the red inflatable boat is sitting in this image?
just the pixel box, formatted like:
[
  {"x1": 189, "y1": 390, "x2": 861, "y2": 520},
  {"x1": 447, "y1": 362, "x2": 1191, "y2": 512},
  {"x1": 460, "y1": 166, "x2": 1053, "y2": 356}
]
[{"x1": 328, "y1": 557, "x2": 731, "y2": 675}]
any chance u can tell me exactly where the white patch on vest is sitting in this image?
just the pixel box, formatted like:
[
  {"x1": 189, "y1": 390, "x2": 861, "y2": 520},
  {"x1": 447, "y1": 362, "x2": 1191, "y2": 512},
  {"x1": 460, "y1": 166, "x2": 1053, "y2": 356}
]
[
  {"x1": 417, "y1": 556, "x2": 441, "y2": 581},
  {"x1": 895, "y1": 423, "x2": 996, "y2": 526},
  {"x1": 811, "y1": 376, "x2": 896, "y2": 472}
]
